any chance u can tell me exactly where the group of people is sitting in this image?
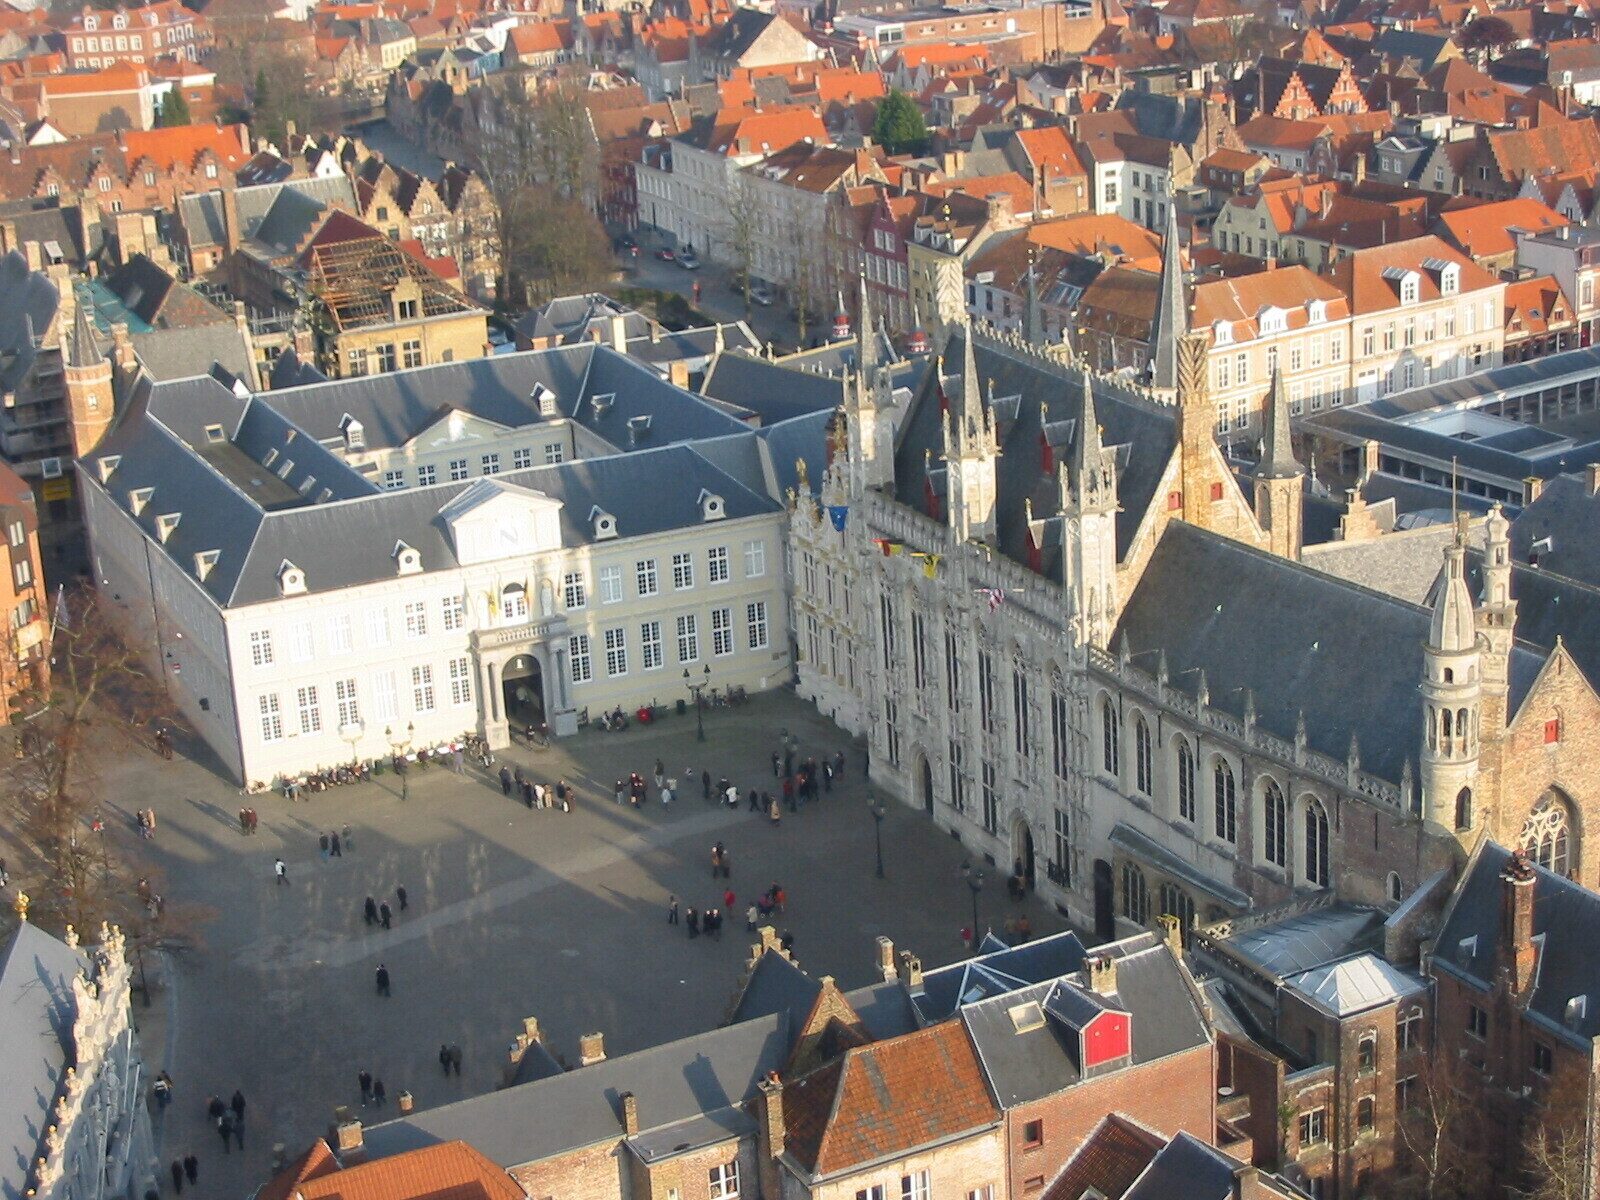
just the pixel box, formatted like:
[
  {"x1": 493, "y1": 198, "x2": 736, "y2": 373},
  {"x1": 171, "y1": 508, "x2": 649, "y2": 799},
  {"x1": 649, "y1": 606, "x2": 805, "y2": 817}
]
[
  {"x1": 318, "y1": 828, "x2": 352, "y2": 858},
  {"x1": 668, "y1": 881, "x2": 790, "y2": 943},
  {"x1": 234, "y1": 807, "x2": 260, "y2": 834},
  {"x1": 135, "y1": 808, "x2": 158, "y2": 839},
  {"x1": 357, "y1": 1068, "x2": 389, "y2": 1107},
  {"x1": 362, "y1": 887, "x2": 408, "y2": 929},
  {"x1": 497, "y1": 765, "x2": 573, "y2": 812},
  {"x1": 204, "y1": 1090, "x2": 248, "y2": 1154}
]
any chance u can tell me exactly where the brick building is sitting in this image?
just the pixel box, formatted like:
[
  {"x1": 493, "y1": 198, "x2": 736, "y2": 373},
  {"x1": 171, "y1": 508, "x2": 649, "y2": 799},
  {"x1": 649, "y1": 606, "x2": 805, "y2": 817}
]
[
  {"x1": 0, "y1": 459, "x2": 49, "y2": 722},
  {"x1": 61, "y1": 1, "x2": 212, "y2": 69}
]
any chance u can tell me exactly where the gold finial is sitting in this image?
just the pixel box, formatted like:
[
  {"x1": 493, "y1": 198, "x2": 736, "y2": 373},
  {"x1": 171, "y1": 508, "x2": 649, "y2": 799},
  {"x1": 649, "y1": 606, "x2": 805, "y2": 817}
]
[{"x1": 13, "y1": 891, "x2": 29, "y2": 922}]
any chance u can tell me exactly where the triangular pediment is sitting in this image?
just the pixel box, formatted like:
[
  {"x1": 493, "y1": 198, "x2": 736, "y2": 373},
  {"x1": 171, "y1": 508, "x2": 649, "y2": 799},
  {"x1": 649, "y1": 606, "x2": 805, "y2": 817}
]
[
  {"x1": 404, "y1": 406, "x2": 513, "y2": 453},
  {"x1": 440, "y1": 479, "x2": 565, "y2": 564}
]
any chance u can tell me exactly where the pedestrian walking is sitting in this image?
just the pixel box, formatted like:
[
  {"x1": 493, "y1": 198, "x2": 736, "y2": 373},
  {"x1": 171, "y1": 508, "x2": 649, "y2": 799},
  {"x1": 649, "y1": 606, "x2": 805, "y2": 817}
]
[
  {"x1": 439, "y1": 1044, "x2": 452, "y2": 1075},
  {"x1": 534, "y1": 782, "x2": 547, "y2": 809},
  {"x1": 216, "y1": 1113, "x2": 233, "y2": 1153},
  {"x1": 183, "y1": 1156, "x2": 197, "y2": 1186},
  {"x1": 449, "y1": 1045, "x2": 462, "y2": 1075},
  {"x1": 275, "y1": 858, "x2": 288, "y2": 885},
  {"x1": 771, "y1": 751, "x2": 780, "y2": 777},
  {"x1": 451, "y1": 745, "x2": 464, "y2": 774},
  {"x1": 687, "y1": 907, "x2": 700, "y2": 937},
  {"x1": 152, "y1": 1072, "x2": 172, "y2": 1109},
  {"x1": 396, "y1": 885, "x2": 408, "y2": 911},
  {"x1": 238, "y1": 808, "x2": 250, "y2": 836},
  {"x1": 247, "y1": 809, "x2": 258, "y2": 834},
  {"x1": 375, "y1": 964, "x2": 391, "y2": 996},
  {"x1": 342, "y1": 823, "x2": 354, "y2": 852},
  {"x1": 230, "y1": 1090, "x2": 245, "y2": 1124},
  {"x1": 557, "y1": 779, "x2": 571, "y2": 812},
  {"x1": 358, "y1": 1070, "x2": 372, "y2": 1106},
  {"x1": 667, "y1": 893, "x2": 679, "y2": 924},
  {"x1": 207, "y1": 1095, "x2": 224, "y2": 1122},
  {"x1": 746, "y1": 903, "x2": 758, "y2": 930},
  {"x1": 701, "y1": 769, "x2": 711, "y2": 801},
  {"x1": 330, "y1": 832, "x2": 342, "y2": 857},
  {"x1": 379, "y1": 901, "x2": 392, "y2": 929},
  {"x1": 615, "y1": 780, "x2": 626, "y2": 805},
  {"x1": 373, "y1": 1078, "x2": 387, "y2": 1106},
  {"x1": 769, "y1": 797, "x2": 782, "y2": 825},
  {"x1": 823, "y1": 763, "x2": 834, "y2": 794},
  {"x1": 522, "y1": 781, "x2": 535, "y2": 808},
  {"x1": 319, "y1": 832, "x2": 330, "y2": 859},
  {"x1": 170, "y1": 1161, "x2": 184, "y2": 1194},
  {"x1": 364, "y1": 896, "x2": 378, "y2": 926},
  {"x1": 723, "y1": 888, "x2": 735, "y2": 911},
  {"x1": 747, "y1": 788, "x2": 760, "y2": 812},
  {"x1": 500, "y1": 765, "x2": 513, "y2": 796}
]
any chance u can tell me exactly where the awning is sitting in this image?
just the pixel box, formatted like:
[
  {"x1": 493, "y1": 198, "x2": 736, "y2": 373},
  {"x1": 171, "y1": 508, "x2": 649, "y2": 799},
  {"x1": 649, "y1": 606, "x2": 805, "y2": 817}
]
[{"x1": 1109, "y1": 823, "x2": 1252, "y2": 911}]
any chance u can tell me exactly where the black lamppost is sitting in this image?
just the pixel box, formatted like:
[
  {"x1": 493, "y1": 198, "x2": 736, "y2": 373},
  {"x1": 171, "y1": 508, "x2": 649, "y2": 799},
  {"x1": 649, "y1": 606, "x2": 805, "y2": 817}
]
[
  {"x1": 386, "y1": 721, "x2": 415, "y2": 800},
  {"x1": 962, "y1": 861, "x2": 984, "y2": 950},
  {"x1": 683, "y1": 664, "x2": 711, "y2": 742},
  {"x1": 869, "y1": 794, "x2": 886, "y2": 879}
]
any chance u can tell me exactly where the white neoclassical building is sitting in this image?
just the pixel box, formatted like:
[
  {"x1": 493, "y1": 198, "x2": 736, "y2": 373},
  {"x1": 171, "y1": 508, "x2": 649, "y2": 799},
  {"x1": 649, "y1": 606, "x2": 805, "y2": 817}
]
[{"x1": 80, "y1": 345, "x2": 818, "y2": 785}]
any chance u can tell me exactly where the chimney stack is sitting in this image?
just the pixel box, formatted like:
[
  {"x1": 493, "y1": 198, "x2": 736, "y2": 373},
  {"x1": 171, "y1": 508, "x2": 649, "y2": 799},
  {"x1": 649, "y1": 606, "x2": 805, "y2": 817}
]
[
  {"x1": 897, "y1": 951, "x2": 924, "y2": 994},
  {"x1": 579, "y1": 1031, "x2": 607, "y2": 1066},
  {"x1": 611, "y1": 312, "x2": 629, "y2": 353},
  {"x1": 1157, "y1": 913, "x2": 1183, "y2": 958},
  {"x1": 875, "y1": 935, "x2": 896, "y2": 983},
  {"x1": 620, "y1": 1091, "x2": 639, "y2": 1135},
  {"x1": 333, "y1": 1116, "x2": 365, "y2": 1163},
  {"x1": 757, "y1": 1071, "x2": 786, "y2": 1159},
  {"x1": 1586, "y1": 462, "x2": 1600, "y2": 497},
  {"x1": 1087, "y1": 955, "x2": 1118, "y2": 995},
  {"x1": 1502, "y1": 851, "x2": 1537, "y2": 997}
]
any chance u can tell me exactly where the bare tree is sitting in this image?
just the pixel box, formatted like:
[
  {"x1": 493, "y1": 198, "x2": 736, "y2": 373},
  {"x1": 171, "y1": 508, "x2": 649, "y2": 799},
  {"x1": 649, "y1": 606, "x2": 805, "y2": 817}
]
[
  {"x1": 1394, "y1": 1052, "x2": 1493, "y2": 1200},
  {"x1": 782, "y1": 191, "x2": 829, "y2": 345},
  {"x1": 722, "y1": 169, "x2": 764, "y2": 315},
  {"x1": 0, "y1": 587, "x2": 202, "y2": 954},
  {"x1": 1514, "y1": 1075, "x2": 1592, "y2": 1200}
]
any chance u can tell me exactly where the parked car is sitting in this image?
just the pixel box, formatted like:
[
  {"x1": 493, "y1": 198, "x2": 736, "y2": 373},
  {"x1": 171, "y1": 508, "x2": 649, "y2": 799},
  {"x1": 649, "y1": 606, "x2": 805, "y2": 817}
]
[
  {"x1": 655, "y1": 247, "x2": 676, "y2": 262},
  {"x1": 677, "y1": 247, "x2": 701, "y2": 270},
  {"x1": 749, "y1": 280, "x2": 775, "y2": 306}
]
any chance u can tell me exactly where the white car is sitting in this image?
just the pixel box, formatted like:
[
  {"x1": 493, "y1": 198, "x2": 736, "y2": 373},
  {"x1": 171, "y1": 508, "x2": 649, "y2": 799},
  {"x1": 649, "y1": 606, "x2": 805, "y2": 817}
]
[{"x1": 677, "y1": 248, "x2": 702, "y2": 270}]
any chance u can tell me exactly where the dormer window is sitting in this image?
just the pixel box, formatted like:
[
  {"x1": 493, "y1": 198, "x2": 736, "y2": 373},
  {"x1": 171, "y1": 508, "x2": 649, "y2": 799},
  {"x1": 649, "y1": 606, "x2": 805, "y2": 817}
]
[
  {"x1": 155, "y1": 513, "x2": 180, "y2": 543},
  {"x1": 84, "y1": 14, "x2": 97, "y2": 29},
  {"x1": 1212, "y1": 320, "x2": 1233, "y2": 346},
  {"x1": 129, "y1": 487, "x2": 153, "y2": 515},
  {"x1": 590, "y1": 392, "x2": 616, "y2": 418},
  {"x1": 1402, "y1": 274, "x2": 1419, "y2": 305},
  {"x1": 1440, "y1": 262, "x2": 1460, "y2": 297},
  {"x1": 97, "y1": 455, "x2": 121, "y2": 482},
  {"x1": 1306, "y1": 300, "x2": 1327, "y2": 324},
  {"x1": 341, "y1": 415, "x2": 365, "y2": 450},
  {"x1": 531, "y1": 382, "x2": 558, "y2": 417},
  {"x1": 590, "y1": 505, "x2": 617, "y2": 540},
  {"x1": 1258, "y1": 307, "x2": 1287, "y2": 335},
  {"x1": 278, "y1": 559, "x2": 307, "y2": 596},
  {"x1": 394, "y1": 541, "x2": 422, "y2": 575},
  {"x1": 194, "y1": 549, "x2": 219, "y2": 581},
  {"x1": 698, "y1": 489, "x2": 726, "y2": 521}
]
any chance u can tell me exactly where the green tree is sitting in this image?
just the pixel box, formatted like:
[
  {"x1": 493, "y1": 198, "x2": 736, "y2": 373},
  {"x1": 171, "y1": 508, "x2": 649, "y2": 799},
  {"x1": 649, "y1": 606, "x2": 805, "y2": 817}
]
[
  {"x1": 157, "y1": 88, "x2": 191, "y2": 127},
  {"x1": 872, "y1": 89, "x2": 930, "y2": 156}
]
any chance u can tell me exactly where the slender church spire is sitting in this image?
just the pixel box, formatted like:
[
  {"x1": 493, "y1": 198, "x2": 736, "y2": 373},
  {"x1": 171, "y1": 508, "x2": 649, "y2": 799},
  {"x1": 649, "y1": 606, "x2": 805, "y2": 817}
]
[
  {"x1": 857, "y1": 267, "x2": 877, "y2": 381},
  {"x1": 1256, "y1": 366, "x2": 1302, "y2": 480},
  {"x1": 1149, "y1": 196, "x2": 1187, "y2": 392},
  {"x1": 1025, "y1": 248, "x2": 1044, "y2": 346},
  {"x1": 1070, "y1": 370, "x2": 1113, "y2": 512},
  {"x1": 68, "y1": 296, "x2": 102, "y2": 368}
]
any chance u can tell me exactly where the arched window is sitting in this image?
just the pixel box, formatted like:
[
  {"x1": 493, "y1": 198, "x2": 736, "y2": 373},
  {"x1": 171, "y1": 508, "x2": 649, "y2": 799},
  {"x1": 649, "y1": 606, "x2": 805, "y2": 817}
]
[
  {"x1": 1387, "y1": 872, "x2": 1404, "y2": 904},
  {"x1": 1357, "y1": 1096, "x2": 1375, "y2": 1132},
  {"x1": 1263, "y1": 779, "x2": 1287, "y2": 867},
  {"x1": 1134, "y1": 716, "x2": 1152, "y2": 795},
  {"x1": 1158, "y1": 883, "x2": 1195, "y2": 939},
  {"x1": 1455, "y1": 787, "x2": 1472, "y2": 832},
  {"x1": 1176, "y1": 738, "x2": 1195, "y2": 822},
  {"x1": 1358, "y1": 1033, "x2": 1376, "y2": 1072},
  {"x1": 1521, "y1": 795, "x2": 1574, "y2": 876},
  {"x1": 1304, "y1": 796, "x2": 1330, "y2": 887},
  {"x1": 501, "y1": 582, "x2": 528, "y2": 621},
  {"x1": 1121, "y1": 863, "x2": 1149, "y2": 925},
  {"x1": 1102, "y1": 698, "x2": 1120, "y2": 777},
  {"x1": 1214, "y1": 759, "x2": 1236, "y2": 843},
  {"x1": 1457, "y1": 708, "x2": 1471, "y2": 754}
]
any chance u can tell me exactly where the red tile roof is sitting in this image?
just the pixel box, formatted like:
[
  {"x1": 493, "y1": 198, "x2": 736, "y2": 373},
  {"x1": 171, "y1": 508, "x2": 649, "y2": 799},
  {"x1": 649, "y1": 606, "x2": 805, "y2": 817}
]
[
  {"x1": 1505, "y1": 275, "x2": 1573, "y2": 338},
  {"x1": 1326, "y1": 235, "x2": 1500, "y2": 316},
  {"x1": 271, "y1": 1142, "x2": 523, "y2": 1200},
  {"x1": 1435, "y1": 198, "x2": 1568, "y2": 261}
]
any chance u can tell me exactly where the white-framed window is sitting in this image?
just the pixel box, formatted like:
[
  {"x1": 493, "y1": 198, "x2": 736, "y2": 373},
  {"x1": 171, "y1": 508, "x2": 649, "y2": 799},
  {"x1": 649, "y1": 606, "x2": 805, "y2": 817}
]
[
  {"x1": 325, "y1": 614, "x2": 352, "y2": 654},
  {"x1": 335, "y1": 679, "x2": 359, "y2": 726},
  {"x1": 404, "y1": 601, "x2": 428, "y2": 638},
  {"x1": 513, "y1": 448, "x2": 532, "y2": 469},
  {"x1": 289, "y1": 621, "x2": 313, "y2": 663},
  {"x1": 677, "y1": 613, "x2": 699, "y2": 662},
  {"x1": 372, "y1": 671, "x2": 398, "y2": 721},
  {"x1": 481, "y1": 453, "x2": 501, "y2": 475},
  {"x1": 857, "y1": 1188, "x2": 885, "y2": 1200},
  {"x1": 708, "y1": 1162, "x2": 740, "y2": 1200},
  {"x1": 297, "y1": 685, "x2": 321, "y2": 734},
  {"x1": 449, "y1": 656, "x2": 472, "y2": 705},
  {"x1": 672, "y1": 551, "x2": 695, "y2": 590},
  {"x1": 402, "y1": 340, "x2": 422, "y2": 369},
  {"x1": 711, "y1": 606, "x2": 733, "y2": 656},
  {"x1": 637, "y1": 558, "x2": 659, "y2": 597},
  {"x1": 599, "y1": 565, "x2": 623, "y2": 603},
  {"x1": 448, "y1": 458, "x2": 469, "y2": 482},
  {"x1": 744, "y1": 539, "x2": 766, "y2": 577},
  {"x1": 967, "y1": 1189, "x2": 996, "y2": 1200},
  {"x1": 365, "y1": 608, "x2": 390, "y2": 647},
  {"x1": 259, "y1": 693, "x2": 283, "y2": 741},
  {"x1": 641, "y1": 620, "x2": 663, "y2": 669},
  {"x1": 747, "y1": 600, "x2": 769, "y2": 649},
  {"x1": 708, "y1": 545, "x2": 730, "y2": 583},
  {"x1": 545, "y1": 442, "x2": 564, "y2": 464},
  {"x1": 383, "y1": 470, "x2": 406, "y2": 490},
  {"x1": 563, "y1": 572, "x2": 587, "y2": 609},
  {"x1": 411, "y1": 664, "x2": 436, "y2": 712},
  {"x1": 442, "y1": 595, "x2": 464, "y2": 631},
  {"x1": 417, "y1": 464, "x2": 437, "y2": 486},
  {"x1": 250, "y1": 629, "x2": 274, "y2": 666},
  {"x1": 502, "y1": 584, "x2": 528, "y2": 622},
  {"x1": 605, "y1": 627, "x2": 628, "y2": 676},
  {"x1": 569, "y1": 634, "x2": 592, "y2": 683},
  {"x1": 901, "y1": 1172, "x2": 930, "y2": 1200}
]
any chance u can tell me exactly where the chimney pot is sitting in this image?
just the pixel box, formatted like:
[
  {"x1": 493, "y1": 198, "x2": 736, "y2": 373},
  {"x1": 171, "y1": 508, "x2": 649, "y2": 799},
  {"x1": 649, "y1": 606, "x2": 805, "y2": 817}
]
[
  {"x1": 334, "y1": 1118, "x2": 365, "y2": 1160},
  {"x1": 1586, "y1": 462, "x2": 1600, "y2": 497},
  {"x1": 523, "y1": 1016, "x2": 542, "y2": 1042},
  {"x1": 897, "y1": 950, "x2": 924, "y2": 994},
  {"x1": 620, "y1": 1091, "x2": 640, "y2": 1135},
  {"x1": 875, "y1": 935, "x2": 896, "y2": 983},
  {"x1": 579, "y1": 1031, "x2": 607, "y2": 1065},
  {"x1": 1088, "y1": 954, "x2": 1118, "y2": 995},
  {"x1": 1503, "y1": 851, "x2": 1538, "y2": 994}
]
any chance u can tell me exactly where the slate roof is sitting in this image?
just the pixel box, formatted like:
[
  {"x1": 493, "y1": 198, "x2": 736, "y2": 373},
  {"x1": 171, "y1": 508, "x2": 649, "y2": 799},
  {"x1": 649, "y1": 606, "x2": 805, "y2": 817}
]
[
  {"x1": 1123, "y1": 1132, "x2": 1245, "y2": 1200},
  {"x1": 894, "y1": 328, "x2": 1176, "y2": 564},
  {"x1": 1111, "y1": 521, "x2": 1546, "y2": 782},
  {"x1": 701, "y1": 350, "x2": 846, "y2": 425},
  {"x1": 0, "y1": 248, "x2": 58, "y2": 393},
  {"x1": 915, "y1": 928, "x2": 1088, "y2": 1024},
  {"x1": 362, "y1": 1013, "x2": 791, "y2": 1168},
  {"x1": 960, "y1": 936, "x2": 1210, "y2": 1108},
  {"x1": 1214, "y1": 904, "x2": 1386, "y2": 979},
  {"x1": 1283, "y1": 951, "x2": 1425, "y2": 1018},
  {"x1": 130, "y1": 323, "x2": 255, "y2": 383},
  {"x1": 1434, "y1": 841, "x2": 1600, "y2": 1045},
  {"x1": 0, "y1": 923, "x2": 89, "y2": 1200},
  {"x1": 1511, "y1": 473, "x2": 1600, "y2": 588},
  {"x1": 779, "y1": 1019, "x2": 998, "y2": 1179}
]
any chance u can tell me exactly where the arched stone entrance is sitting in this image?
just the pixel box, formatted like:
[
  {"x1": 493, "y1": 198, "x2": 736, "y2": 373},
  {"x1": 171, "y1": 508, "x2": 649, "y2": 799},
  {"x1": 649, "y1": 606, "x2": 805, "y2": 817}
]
[
  {"x1": 501, "y1": 653, "x2": 545, "y2": 734},
  {"x1": 1011, "y1": 815, "x2": 1035, "y2": 890},
  {"x1": 916, "y1": 752, "x2": 934, "y2": 814}
]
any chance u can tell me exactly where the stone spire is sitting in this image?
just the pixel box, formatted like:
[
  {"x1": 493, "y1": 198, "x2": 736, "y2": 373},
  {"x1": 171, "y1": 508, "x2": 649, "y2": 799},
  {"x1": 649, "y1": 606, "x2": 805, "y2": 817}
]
[
  {"x1": 1256, "y1": 365, "x2": 1302, "y2": 480},
  {"x1": 1429, "y1": 545, "x2": 1478, "y2": 654},
  {"x1": 1025, "y1": 248, "x2": 1044, "y2": 346},
  {"x1": 1069, "y1": 370, "x2": 1113, "y2": 512},
  {"x1": 958, "y1": 318, "x2": 982, "y2": 429},
  {"x1": 1149, "y1": 198, "x2": 1187, "y2": 392},
  {"x1": 857, "y1": 267, "x2": 877, "y2": 383},
  {"x1": 68, "y1": 296, "x2": 102, "y2": 368}
]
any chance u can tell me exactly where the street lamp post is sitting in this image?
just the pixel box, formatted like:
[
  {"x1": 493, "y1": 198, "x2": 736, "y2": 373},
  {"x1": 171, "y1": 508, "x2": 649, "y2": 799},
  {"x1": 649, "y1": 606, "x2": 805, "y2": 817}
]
[
  {"x1": 962, "y1": 861, "x2": 984, "y2": 951},
  {"x1": 386, "y1": 721, "x2": 415, "y2": 800},
  {"x1": 869, "y1": 794, "x2": 886, "y2": 879},
  {"x1": 683, "y1": 665, "x2": 711, "y2": 742}
]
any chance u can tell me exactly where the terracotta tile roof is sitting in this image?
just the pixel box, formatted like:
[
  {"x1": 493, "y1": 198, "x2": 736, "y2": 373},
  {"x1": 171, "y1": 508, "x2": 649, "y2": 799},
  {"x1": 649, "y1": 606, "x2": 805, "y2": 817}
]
[
  {"x1": 1014, "y1": 126, "x2": 1087, "y2": 179},
  {"x1": 780, "y1": 1021, "x2": 997, "y2": 1178},
  {"x1": 927, "y1": 171, "x2": 1035, "y2": 215},
  {"x1": 1505, "y1": 275, "x2": 1573, "y2": 339},
  {"x1": 1435, "y1": 198, "x2": 1567, "y2": 260},
  {"x1": 123, "y1": 124, "x2": 250, "y2": 172},
  {"x1": 1203, "y1": 147, "x2": 1269, "y2": 173},
  {"x1": 295, "y1": 1142, "x2": 523, "y2": 1200},
  {"x1": 1027, "y1": 212, "x2": 1161, "y2": 271},
  {"x1": 257, "y1": 1140, "x2": 339, "y2": 1200},
  {"x1": 1041, "y1": 1113, "x2": 1166, "y2": 1200},
  {"x1": 699, "y1": 106, "x2": 827, "y2": 156},
  {"x1": 1326, "y1": 234, "x2": 1500, "y2": 317},
  {"x1": 39, "y1": 64, "x2": 149, "y2": 95},
  {"x1": 1487, "y1": 116, "x2": 1600, "y2": 186},
  {"x1": 1238, "y1": 114, "x2": 1329, "y2": 150},
  {"x1": 507, "y1": 19, "x2": 572, "y2": 54},
  {"x1": 1192, "y1": 265, "x2": 1349, "y2": 338}
]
